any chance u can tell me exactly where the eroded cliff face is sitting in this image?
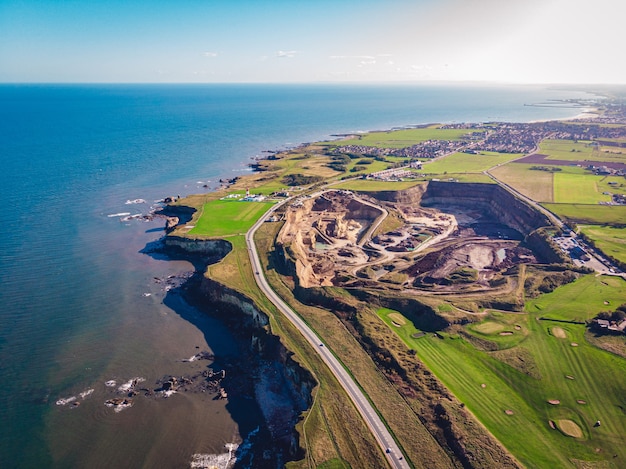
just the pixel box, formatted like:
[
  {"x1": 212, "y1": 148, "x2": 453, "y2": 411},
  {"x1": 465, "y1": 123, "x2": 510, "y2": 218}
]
[
  {"x1": 163, "y1": 236, "x2": 232, "y2": 256},
  {"x1": 277, "y1": 191, "x2": 382, "y2": 287},
  {"x1": 369, "y1": 182, "x2": 429, "y2": 205},
  {"x1": 421, "y1": 181, "x2": 549, "y2": 235},
  {"x1": 160, "y1": 234, "x2": 315, "y2": 465}
]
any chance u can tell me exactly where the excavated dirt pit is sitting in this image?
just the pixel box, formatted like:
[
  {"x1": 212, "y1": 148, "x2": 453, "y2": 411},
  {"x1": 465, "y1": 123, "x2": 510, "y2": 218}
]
[{"x1": 278, "y1": 190, "x2": 536, "y2": 292}]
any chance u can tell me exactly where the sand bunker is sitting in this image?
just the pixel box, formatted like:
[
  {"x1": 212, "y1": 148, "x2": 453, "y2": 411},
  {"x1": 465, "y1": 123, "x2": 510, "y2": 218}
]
[
  {"x1": 547, "y1": 399, "x2": 561, "y2": 405},
  {"x1": 551, "y1": 327, "x2": 567, "y2": 339},
  {"x1": 504, "y1": 409, "x2": 514, "y2": 415},
  {"x1": 556, "y1": 419, "x2": 584, "y2": 438},
  {"x1": 388, "y1": 313, "x2": 407, "y2": 326},
  {"x1": 571, "y1": 342, "x2": 579, "y2": 347},
  {"x1": 499, "y1": 331, "x2": 514, "y2": 336},
  {"x1": 577, "y1": 400, "x2": 587, "y2": 405}
]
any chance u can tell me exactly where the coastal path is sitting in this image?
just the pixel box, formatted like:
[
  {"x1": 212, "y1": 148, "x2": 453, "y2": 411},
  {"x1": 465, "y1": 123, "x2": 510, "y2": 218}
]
[{"x1": 246, "y1": 199, "x2": 409, "y2": 469}]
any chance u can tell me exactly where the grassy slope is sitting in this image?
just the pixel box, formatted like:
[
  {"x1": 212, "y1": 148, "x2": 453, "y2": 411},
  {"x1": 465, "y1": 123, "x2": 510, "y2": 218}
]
[{"x1": 377, "y1": 274, "x2": 626, "y2": 468}]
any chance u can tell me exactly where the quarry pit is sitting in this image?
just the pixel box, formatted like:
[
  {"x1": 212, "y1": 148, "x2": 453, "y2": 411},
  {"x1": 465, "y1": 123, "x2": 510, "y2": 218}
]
[{"x1": 277, "y1": 186, "x2": 539, "y2": 295}]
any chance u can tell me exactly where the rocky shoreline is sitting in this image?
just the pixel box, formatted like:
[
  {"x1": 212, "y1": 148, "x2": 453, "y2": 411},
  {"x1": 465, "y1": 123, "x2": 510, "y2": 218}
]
[{"x1": 145, "y1": 215, "x2": 316, "y2": 468}]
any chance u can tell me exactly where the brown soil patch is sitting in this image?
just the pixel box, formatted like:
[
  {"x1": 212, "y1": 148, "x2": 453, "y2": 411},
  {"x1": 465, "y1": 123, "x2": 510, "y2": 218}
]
[
  {"x1": 516, "y1": 153, "x2": 626, "y2": 171},
  {"x1": 548, "y1": 399, "x2": 561, "y2": 405}
]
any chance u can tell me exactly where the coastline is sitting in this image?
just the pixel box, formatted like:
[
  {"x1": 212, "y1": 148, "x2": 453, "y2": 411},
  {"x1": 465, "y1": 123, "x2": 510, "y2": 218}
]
[
  {"x1": 2, "y1": 83, "x2": 617, "y2": 468},
  {"x1": 161, "y1": 97, "x2": 624, "y2": 464}
]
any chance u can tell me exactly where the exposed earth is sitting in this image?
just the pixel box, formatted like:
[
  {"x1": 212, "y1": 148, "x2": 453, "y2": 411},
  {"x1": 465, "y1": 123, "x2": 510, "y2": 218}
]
[{"x1": 278, "y1": 189, "x2": 536, "y2": 296}]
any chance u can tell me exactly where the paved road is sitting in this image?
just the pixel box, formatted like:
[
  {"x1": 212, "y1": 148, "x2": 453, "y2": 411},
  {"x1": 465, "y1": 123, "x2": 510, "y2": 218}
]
[{"x1": 246, "y1": 200, "x2": 409, "y2": 469}]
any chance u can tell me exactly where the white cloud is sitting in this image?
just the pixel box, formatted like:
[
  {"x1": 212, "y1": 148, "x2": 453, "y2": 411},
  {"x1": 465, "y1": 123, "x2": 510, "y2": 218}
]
[
  {"x1": 330, "y1": 55, "x2": 375, "y2": 60},
  {"x1": 203, "y1": 51, "x2": 218, "y2": 57},
  {"x1": 276, "y1": 50, "x2": 298, "y2": 58}
]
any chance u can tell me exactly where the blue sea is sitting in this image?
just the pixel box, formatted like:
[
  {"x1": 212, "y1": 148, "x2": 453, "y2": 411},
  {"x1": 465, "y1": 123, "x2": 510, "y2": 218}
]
[{"x1": 0, "y1": 83, "x2": 593, "y2": 468}]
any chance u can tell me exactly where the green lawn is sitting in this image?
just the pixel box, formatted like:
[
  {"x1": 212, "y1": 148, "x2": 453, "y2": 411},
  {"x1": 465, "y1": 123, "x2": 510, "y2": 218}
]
[
  {"x1": 376, "y1": 274, "x2": 626, "y2": 468},
  {"x1": 188, "y1": 199, "x2": 274, "y2": 237},
  {"x1": 579, "y1": 225, "x2": 626, "y2": 265}
]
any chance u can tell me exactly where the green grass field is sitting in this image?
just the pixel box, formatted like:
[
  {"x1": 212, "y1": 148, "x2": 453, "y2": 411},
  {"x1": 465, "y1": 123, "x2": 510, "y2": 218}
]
[
  {"x1": 543, "y1": 203, "x2": 626, "y2": 224},
  {"x1": 332, "y1": 180, "x2": 424, "y2": 192},
  {"x1": 578, "y1": 225, "x2": 626, "y2": 265},
  {"x1": 329, "y1": 127, "x2": 480, "y2": 149},
  {"x1": 188, "y1": 199, "x2": 274, "y2": 237},
  {"x1": 421, "y1": 151, "x2": 523, "y2": 174},
  {"x1": 490, "y1": 164, "x2": 554, "y2": 202},
  {"x1": 491, "y1": 162, "x2": 619, "y2": 205},
  {"x1": 538, "y1": 139, "x2": 597, "y2": 161},
  {"x1": 539, "y1": 139, "x2": 626, "y2": 164},
  {"x1": 376, "y1": 274, "x2": 626, "y2": 468},
  {"x1": 553, "y1": 172, "x2": 611, "y2": 204}
]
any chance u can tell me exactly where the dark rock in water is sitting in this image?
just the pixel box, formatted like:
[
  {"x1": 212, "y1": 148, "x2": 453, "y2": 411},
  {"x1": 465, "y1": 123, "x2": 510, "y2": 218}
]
[
  {"x1": 165, "y1": 216, "x2": 179, "y2": 232},
  {"x1": 105, "y1": 398, "x2": 133, "y2": 406},
  {"x1": 162, "y1": 377, "x2": 178, "y2": 391}
]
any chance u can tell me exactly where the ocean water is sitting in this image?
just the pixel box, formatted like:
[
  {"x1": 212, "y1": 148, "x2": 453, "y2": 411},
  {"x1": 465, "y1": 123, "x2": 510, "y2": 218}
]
[{"x1": 0, "y1": 83, "x2": 593, "y2": 468}]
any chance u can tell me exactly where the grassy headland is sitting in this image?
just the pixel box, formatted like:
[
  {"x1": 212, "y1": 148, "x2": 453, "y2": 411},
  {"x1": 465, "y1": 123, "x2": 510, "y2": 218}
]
[{"x1": 168, "y1": 115, "x2": 626, "y2": 468}]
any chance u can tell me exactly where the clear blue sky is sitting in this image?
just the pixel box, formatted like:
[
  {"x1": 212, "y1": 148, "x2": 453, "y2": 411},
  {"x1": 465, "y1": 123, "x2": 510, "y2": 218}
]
[{"x1": 1, "y1": 0, "x2": 623, "y2": 84}]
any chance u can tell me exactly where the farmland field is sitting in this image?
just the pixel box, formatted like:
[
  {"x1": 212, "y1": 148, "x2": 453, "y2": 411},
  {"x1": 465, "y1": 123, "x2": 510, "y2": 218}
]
[
  {"x1": 538, "y1": 139, "x2": 596, "y2": 161},
  {"x1": 539, "y1": 139, "x2": 626, "y2": 164},
  {"x1": 420, "y1": 151, "x2": 523, "y2": 174},
  {"x1": 553, "y1": 172, "x2": 611, "y2": 204},
  {"x1": 376, "y1": 274, "x2": 626, "y2": 468},
  {"x1": 489, "y1": 164, "x2": 554, "y2": 202}
]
